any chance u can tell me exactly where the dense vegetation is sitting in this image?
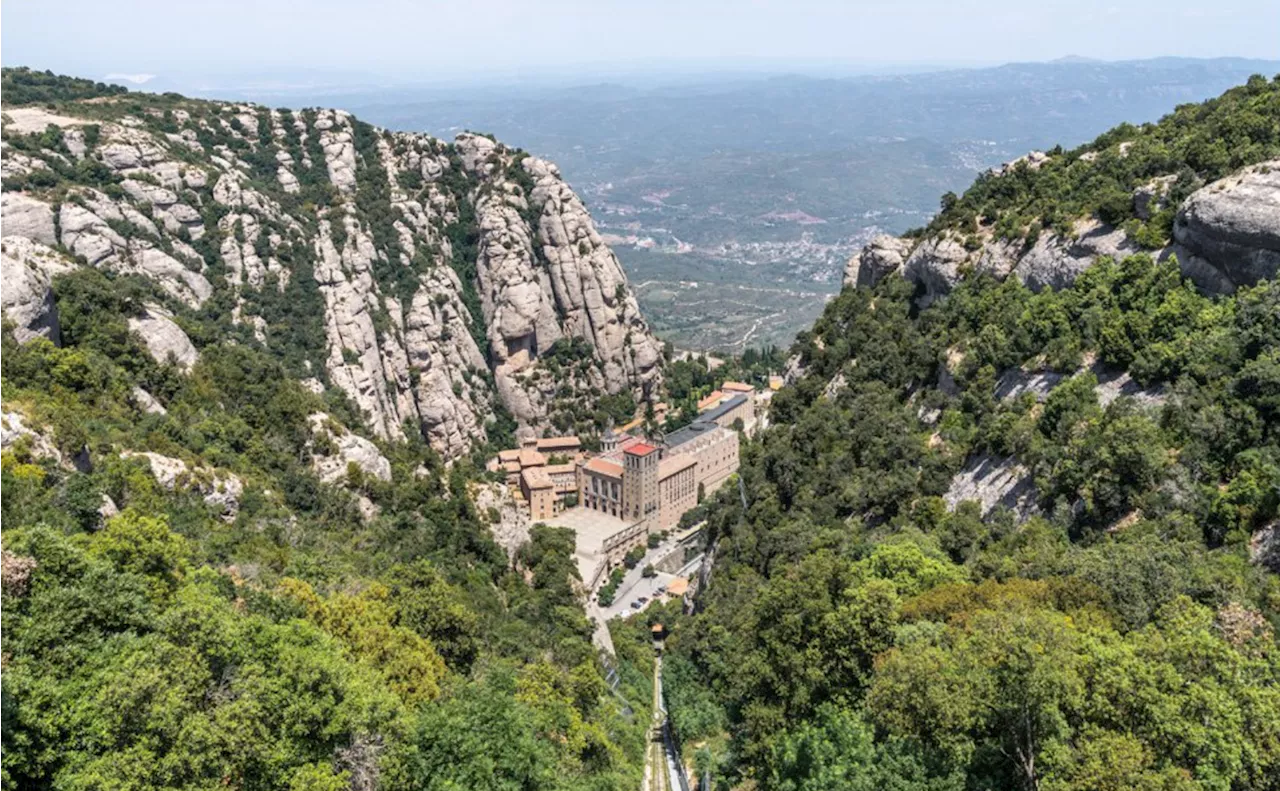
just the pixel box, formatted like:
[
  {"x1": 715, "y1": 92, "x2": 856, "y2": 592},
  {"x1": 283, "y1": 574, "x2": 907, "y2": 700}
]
[
  {"x1": 1, "y1": 67, "x2": 129, "y2": 106},
  {"x1": 656, "y1": 255, "x2": 1280, "y2": 790},
  {"x1": 1, "y1": 269, "x2": 652, "y2": 789},
  {"x1": 917, "y1": 73, "x2": 1280, "y2": 248},
  {"x1": 652, "y1": 76, "x2": 1280, "y2": 791}
]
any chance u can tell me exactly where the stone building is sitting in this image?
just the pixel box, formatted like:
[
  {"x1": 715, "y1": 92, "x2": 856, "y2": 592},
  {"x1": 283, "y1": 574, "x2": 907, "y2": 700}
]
[
  {"x1": 578, "y1": 420, "x2": 739, "y2": 533},
  {"x1": 520, "y1": 466, "x2": 558, "y2": 521},
  {"x1": 489, "y1": 435, "x2": 586, "y2": 518}
]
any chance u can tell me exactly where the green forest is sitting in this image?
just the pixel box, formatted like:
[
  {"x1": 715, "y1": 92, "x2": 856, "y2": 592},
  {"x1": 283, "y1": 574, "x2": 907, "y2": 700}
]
[
  {"x1": 645, "y1": 76, "x2": 1280, "y2": 791},
  {"x1": 0, "y1": 267, "x2": 655, "y2": 790},
  {"x1": 3, "y1": 65, "x2": 1280, "y2": 791}
]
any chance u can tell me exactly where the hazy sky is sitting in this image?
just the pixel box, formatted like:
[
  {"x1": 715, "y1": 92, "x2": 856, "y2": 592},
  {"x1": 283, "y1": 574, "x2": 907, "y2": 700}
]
[{"x1": 4, "y1": 0, "x2": 1279, "y2": 86}]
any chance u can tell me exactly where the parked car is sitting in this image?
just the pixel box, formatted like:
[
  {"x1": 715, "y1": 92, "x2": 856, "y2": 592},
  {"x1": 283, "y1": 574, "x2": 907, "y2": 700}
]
[
  {"x1": 637, "y1": 596, "x2": 649, "y2": 604},
  {"x1": 630, "y1": 601, "x2": 643, "y2": 609},
  {"x1": 656, "y1": 586, "x2": 667, "y2": 595}
]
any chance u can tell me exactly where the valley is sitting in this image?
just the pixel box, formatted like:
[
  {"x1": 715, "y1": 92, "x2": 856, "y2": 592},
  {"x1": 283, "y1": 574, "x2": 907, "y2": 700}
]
[
  {"x1": 275, "y1": 56, "x2": 1280, "y2": 350},
  {"x1": 3, "y1": 44, "x2": 1280, "y2": 791}
]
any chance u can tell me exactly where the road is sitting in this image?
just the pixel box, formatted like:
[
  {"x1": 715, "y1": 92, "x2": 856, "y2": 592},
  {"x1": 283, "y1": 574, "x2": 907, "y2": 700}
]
[{"x1": 595, "y1": 527, "x2": 703, "y2": 620}]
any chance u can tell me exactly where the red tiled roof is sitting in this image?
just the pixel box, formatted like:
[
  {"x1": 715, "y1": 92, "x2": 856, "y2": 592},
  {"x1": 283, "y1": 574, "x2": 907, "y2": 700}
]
[
  {"x1": 584, "y1": 458, "x2": 625, "y2": 478},
  {"x1": 697, "y1": 390, "x2": 725, "y2": 411},
  {"x1": 626, "y1": 442, "x2": 659, "y2": 457}
]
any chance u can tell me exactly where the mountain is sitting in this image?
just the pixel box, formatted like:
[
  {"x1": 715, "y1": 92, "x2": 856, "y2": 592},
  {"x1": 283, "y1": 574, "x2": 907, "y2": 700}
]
[
  {"x1": 1, "y1": 69, "x2": 659, "y2": 791},
  {"x1": 655, "y1": 75, "x2": 1280, "y2": 790},
  {"x1": 845, "y1": 72, "x2": 1280, "y2": 301},
  {"x1": 0, "y1": 67, "x2": 662, "y2": 460},
  {"x1": 295, "y1": 56, "x2": 1280, "y2": 351}
]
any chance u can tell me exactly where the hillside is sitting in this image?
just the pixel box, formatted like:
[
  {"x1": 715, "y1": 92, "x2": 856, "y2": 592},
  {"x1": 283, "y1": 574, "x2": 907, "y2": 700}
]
[
  {"x1": 846, "y1": 73, "x2": 1280, "y2": 302},
  {"x1": 324, "y1": 56, "x2": 1280, "y2": 351},
  {"x1": 1, "y1": 67, "x2": 662, "y2": 461},
  {"x1": 0, "y1": 70, "x2": 662, "y2": 791},
  {"x1": 650, "y1": 75, "x2": 1280, "y2": 791}
]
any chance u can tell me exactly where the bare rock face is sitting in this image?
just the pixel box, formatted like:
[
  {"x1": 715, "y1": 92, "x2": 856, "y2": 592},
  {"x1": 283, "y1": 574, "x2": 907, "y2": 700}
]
[
  {"x1": 1173, "y1": 159, "x2": 1280, "y2": 293},
  {"x1": 128, "y1": 306, "x2": 199, "y2": 371},
  {"x1": 131, "y1": 386, "x2": 168, "y2": 415},
  {"x1": 1251, "y1": 521, "x2": 1280, "y2": 574},
  {"x1": 456, "y1": 135, "x2": 662, "y2": 428},
  {"x1": 844, "y1": 234, "x2": 913, "y2": 289},
  {"x1": 1, "y1": 237, "x2": 73, "y2": 344},
  {"x1": 1, "y1": 410, "x2": 64, "y2": 465},
  {"x1": 1013, "y1": 219, "x2": 1141, "y2": 292},
  {"x1": 308, "y1": 413, "x2": 392, "y2": 485},
  {"x1": 403, "y1": 267, "x2": 494, "y2": 457},
  {"x1": 944, "y1": 453, "x2": 1039, "y2": 521},
  {"x1": 2, "y1": 192, "x2": 58, "y2": 245},
  {"x1": 889, "y1": 219, "x2": 1139, "y2": 305},
  {"x1": 902, "y1": 235, "x2": 971, "y2": 308}
]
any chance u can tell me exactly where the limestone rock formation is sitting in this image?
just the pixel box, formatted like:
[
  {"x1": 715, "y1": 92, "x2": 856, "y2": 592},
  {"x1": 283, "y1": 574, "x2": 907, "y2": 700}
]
[
  {"x1": 944, "y1": 453, "x2": 1039, "y2": 521},
  {"x1": 403, "y1": 267, "x2": 494, "y2": 457},
  {"x1": 131, "y1": 386, "x2": 168, "y2": 415},
  {"x1": 2, "y1": 192, "x2": 57, "y2": 245},
  {"x1": 1, "y1": 410, "x2": 63, "y2": 465},
  {"x1": 121, "y1": 450, "x2": 243, "y2": 521},
  {"x1": 308, "y1": 413, "x2": 392, "y2": 485},
  {"x1": 1, "y1": 236, "x2": 73, "y2": 344},
  {"x1": 902, "y1": 235, "x2": 971, "y2": 307},
  {"x1": 1012, "y1": 220, "x2": 1141, "y2": 292},
  {"x1": 1, "y1": 89, "x2": 661, "y2": 458},
  {"x1": 128, "y1": 306, "x2": 199, "y2": 371},
  {"x1": 843, "y1": 234, "x2": 912, "y2": 289},
  {"x1": 1173, "y1": 159, "x2": 1280, "y2": 292},
  {"x1": 454, "y1": 135, "x2": 662, "y2": 429}
]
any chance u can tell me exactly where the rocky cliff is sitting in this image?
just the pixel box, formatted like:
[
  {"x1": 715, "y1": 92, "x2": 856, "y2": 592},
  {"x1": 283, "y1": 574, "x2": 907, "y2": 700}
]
[
  {"x1": 845, "y1": 156, "x2": 1280, "y2": 305},
  {"x1": 1, "y1": 89, "x2": 662, "y2": 459},
  {"x1": 842, "y1": 76, "x2": 1280, "y2": 304}
]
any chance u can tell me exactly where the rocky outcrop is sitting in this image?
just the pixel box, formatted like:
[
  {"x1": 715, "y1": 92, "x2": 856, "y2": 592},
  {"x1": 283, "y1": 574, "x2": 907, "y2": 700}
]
[
  {"x1": 1173, "y1": 159, "x2": 1280, "y2": 293},
  {"x1": 944, "y1": 453, "x2": 1039, "y2": 521},
  {"x1": 1, "y1": 410, "x2": 64, "y2": 465},
  {"x1": 2, "y1": 192, "x2": 57, "y2": 245},
  {"x1": 844, "y1": 159, "x2": 1279, "y2": 306},
  {"x1": 456, "y1": 135, "x2": 662, "y2": 429},
  {"x1": 901, "y1": 235, "x2": 971, "y2": 307},
  {"x1": 990, "y1": 150, "x2": 1050, "y2": 177},
  {"x1": 861, "y1": 218, "x2": 1142, "y2": 306},
  {"x1": 128, "y1": 306, "x2": 199, "y2": 371},
  {"x1": 131, "y1": 386, "x2": 168, "y2": 415},
  {"x1": 1, "y1": 92, "x2": 661, "y2": 459},
  {"x1": 308, "y1": 413, "x2": 392, "y2": 485},
  {"x1": 121, "y1": 450, "x2": 243, "y2": 521},
  {"x1": 1, "y1": 236, "x2": 73, "y2": 344},
  {"x1": 1012, "y1": 220, "x2": 1141, "y2": 292},
  {"x1": 1252, "y1": 521, "x2": 1280, "y2": 574},
  {"x1": 844, "y1": 234, "x2": 912, "y2": 289},
  {"x1": 403, "y1": 267, "x2": 494, "y2": 457}
]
